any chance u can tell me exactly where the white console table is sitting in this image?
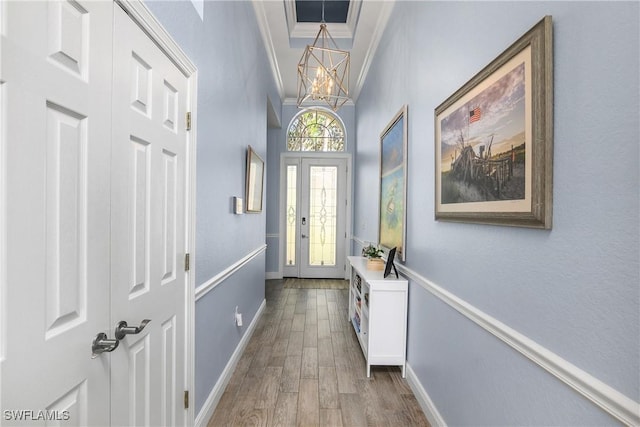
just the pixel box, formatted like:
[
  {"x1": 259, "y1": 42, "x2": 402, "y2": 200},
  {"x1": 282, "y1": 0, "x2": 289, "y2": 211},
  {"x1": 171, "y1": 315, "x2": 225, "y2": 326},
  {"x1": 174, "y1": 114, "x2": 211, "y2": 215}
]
[{"x1": 347, "y1": 256, "x2": 408, "y2": 377}]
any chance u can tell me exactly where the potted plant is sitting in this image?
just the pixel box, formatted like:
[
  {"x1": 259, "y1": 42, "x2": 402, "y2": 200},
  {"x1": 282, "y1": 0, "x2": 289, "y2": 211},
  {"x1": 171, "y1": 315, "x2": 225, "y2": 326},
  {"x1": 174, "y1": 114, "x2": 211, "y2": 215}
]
[{"x1": 362, "y1": 244, "x2": 384, "y2": 270}]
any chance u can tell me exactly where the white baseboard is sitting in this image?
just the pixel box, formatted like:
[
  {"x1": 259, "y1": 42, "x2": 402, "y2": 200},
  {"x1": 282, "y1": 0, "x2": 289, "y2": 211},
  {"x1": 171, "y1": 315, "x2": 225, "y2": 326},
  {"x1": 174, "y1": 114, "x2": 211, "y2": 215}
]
[
  {"x1": 406, "y1": 363, "x2": 447, "y2": 427},
  {"x1": 194, "y1": 299, "x2": 266, "y2": 427},
  {"x1": 266, "y1": 271, "x2": 282, "y2": 280}
]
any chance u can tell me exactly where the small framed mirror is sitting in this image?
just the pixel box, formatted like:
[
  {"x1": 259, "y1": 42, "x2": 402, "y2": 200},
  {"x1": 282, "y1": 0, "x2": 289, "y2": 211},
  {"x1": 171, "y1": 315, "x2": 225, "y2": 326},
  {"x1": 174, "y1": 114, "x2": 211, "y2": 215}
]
[{"x1": 245, "y1": 145, "x2": 264, "y2": 213}]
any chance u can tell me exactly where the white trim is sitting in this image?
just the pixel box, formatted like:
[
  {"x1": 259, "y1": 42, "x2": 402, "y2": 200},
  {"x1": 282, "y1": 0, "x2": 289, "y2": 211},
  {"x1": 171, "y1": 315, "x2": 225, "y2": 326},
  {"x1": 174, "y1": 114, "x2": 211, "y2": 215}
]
[
  {"x1": 265, "y1": 272, "x2": 282, "y2": 280},
  {"x1": 351, "y1": 0, "x2": 395, "y2": 101},
  {"x1": 251, "y1": 0, "x2": 285, "y2": 100},
  {"x1": 396, "y1": 263, "x2": 640, "y2": 426},
  {"x1": 116, "y1": 0, "x2": 196, "y2": 76},
  {"x1": 195, "y1": 245, "x2": 267, "y2": 301},
  {"x1": 351, "y1": 235, "x2": 367, "y2": 248},
  {"x1": 283, "y1": 97, "x2": 355, "y2": 108},
  {"x1": 0, "y1": 79, "x2": 5, "y2": 422},
  {"x1": 194, "y1": 299, "x2": 266, "y2": 427},
  {"x1": 406, "y1": 363, "x2": 447, "y2": 427},
  {"x1": 184, "y1": 71, "x2": 198, "y2": 424},
  {"x1": 115, "y1": 1, "x2": 198, "y2": 423}
]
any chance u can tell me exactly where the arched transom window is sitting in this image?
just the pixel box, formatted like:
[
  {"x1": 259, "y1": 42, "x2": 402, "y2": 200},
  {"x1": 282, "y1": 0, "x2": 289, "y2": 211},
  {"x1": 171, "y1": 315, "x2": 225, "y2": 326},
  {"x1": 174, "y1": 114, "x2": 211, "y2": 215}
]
[{"x1": 287, "y1": 109, "x2": 345, "y2": 152}]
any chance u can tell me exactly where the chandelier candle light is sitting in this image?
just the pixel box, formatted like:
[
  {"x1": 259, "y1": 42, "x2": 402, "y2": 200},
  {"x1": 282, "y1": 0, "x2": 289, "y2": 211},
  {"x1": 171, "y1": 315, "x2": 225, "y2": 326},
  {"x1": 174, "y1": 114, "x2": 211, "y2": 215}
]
[{"x1": 297, "y1": 7, "x2": 350, "y2": 111}]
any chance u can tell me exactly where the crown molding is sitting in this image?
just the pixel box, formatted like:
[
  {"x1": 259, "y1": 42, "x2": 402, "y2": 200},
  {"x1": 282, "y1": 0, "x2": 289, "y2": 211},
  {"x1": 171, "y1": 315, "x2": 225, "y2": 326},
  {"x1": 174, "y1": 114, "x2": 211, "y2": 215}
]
[
  {"x1": 351, "y1": 0, "x2": 395, "y2": 101},
  {"x1": 252, "y1": 0, "x2": 285, "y2": 100},
  {"x1": 283, "y1": 97, "x2": 355, "y2": 108}
]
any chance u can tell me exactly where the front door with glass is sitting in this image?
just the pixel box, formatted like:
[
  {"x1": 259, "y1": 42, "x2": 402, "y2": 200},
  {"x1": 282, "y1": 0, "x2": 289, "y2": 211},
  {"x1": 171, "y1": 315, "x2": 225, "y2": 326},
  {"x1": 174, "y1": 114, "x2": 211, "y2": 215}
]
[{"x1": 283, "y1": 157, "x2": 348, "y2": 278}]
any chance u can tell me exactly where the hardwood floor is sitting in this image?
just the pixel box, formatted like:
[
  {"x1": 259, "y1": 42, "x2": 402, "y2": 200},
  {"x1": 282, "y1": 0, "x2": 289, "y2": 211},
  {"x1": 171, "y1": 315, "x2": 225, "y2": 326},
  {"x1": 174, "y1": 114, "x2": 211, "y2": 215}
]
[{"x1": 207, "y1": 279, "x2": 430, "y2": 427}]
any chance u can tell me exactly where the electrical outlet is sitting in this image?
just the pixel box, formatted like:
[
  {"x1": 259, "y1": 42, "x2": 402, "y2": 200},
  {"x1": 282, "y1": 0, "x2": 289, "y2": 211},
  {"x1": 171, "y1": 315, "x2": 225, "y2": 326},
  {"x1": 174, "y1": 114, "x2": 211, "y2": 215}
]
[{"x1": 234, "y1": 306, "x2": 243, "y2": 327}]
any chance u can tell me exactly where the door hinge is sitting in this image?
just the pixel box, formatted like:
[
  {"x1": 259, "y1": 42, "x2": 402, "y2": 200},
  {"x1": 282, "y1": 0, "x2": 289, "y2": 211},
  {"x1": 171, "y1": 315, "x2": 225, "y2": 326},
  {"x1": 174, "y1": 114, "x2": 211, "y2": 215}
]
[
  {"x1": 185, "y1": 253, "x2": 190, "y2": 272},
  {"x1": 186, "y1": 112, "x2": 192, "y2": 131},
  {"x1": 184, "y1": 390, "x2": 189, "y2": 409}
]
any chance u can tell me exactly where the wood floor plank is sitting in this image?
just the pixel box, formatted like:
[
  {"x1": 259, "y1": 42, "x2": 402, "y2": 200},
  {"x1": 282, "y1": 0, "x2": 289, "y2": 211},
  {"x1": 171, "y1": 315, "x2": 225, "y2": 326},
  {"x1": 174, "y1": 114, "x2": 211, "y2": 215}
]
[
  {"x1": 280, "y1": 355, "x2": 301, "y2": 393},
  {"x1": 316, "y1": 290, "x2": 327, "y2": 307},
  {"x1": 232, "y1": 371, "x2": 263, "y2": 421},
  {"x1": 250, "y1": 344, "x2": 273, "y2": 376},
  {"x1": 334, "y1": 356, "x2": 357, "y2": 394},
  {"x1": 330, "y1": 331, "x2": 348, "y2": 359},
  {"x1": 301, "y1": 347, "x2": 318, "y2": 379},
  {"x1": 255, "y1": 366, "x2": 284, "y2": 409},
  {"x1": 320, "y1": 409, "x2": 343, "y2": 426},
  {"x1": 294, "y1": 299, "x2": 307, "y2": 315},
  {"x1": 270, "y1": 392, "x2": 298, "y2": 426},
  {"x1": 233, "y1": 408, "x2": 269, "y2": 426},
  {"x1": 259, "y1": 322, "x2": 278, "y2": 344},
  {"x1": 269, "y1": 337, "x2": 289, "y2": 368},
  {"x1": 306, "y1": 290, "x2": 317, "y2": 310},
  {"x1": 282, "y1": 303, "x2": 296, "y2": 321},
  {"x1": 291, "y1": 313, "x2": 306, "y2": 332},
  {"x1": 286, "y1": 331, "x2": 303, "y2": 357},
  {"x1": 369, "y1": 368, "x2": 404, "y2": 411},
  {"x1": 277, "y1": 318, "x2": 293, "y2": 340},
  {"x1": 327, "y1": 301, "x2": 342, "y2": 332},
  {"x1": 317, "y1": 318, "x2": 331, "y2": 339},
  {"x1": 318, "y1": 366, "x2": 339, "y2": 409},
  {"x1": 227, "y1": 351, "x2": 254, "y2": 390},
  {"x1": 303, "y1": 325, "x2": 318, "y2": 348},
  {"x1": 388, "y1": 366, "x2": 414, "y2": 395},
  {"x1": 297, "y1": 379, "x2": 319, "y2": 427},
  {"x1": 317, "y1": 337, "x2": 334, "y2": 367},
  {"x1": 400, "y1": 394, "x2": 431, "y2": 426},
  {"x1": 206, "y1": 390, "x2": 237, "y2": 427},
  {"x1": 305, "y1": 308, "x2": 318, "y2": 327},
  {"x1": 338, "y1": 393, "x2": 366, "y2": 427}
]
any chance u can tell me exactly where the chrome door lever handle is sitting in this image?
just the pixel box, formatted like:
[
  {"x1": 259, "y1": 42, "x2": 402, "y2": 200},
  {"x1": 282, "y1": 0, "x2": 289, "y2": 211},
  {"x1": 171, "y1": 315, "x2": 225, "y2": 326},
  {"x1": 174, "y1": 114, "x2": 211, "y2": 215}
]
[
  {"x1": 115, "y1": 319, "x2": 151, "y2": 340},
  {"x1": 92, "y1": 332, "x2": 119, "y2": 358}
]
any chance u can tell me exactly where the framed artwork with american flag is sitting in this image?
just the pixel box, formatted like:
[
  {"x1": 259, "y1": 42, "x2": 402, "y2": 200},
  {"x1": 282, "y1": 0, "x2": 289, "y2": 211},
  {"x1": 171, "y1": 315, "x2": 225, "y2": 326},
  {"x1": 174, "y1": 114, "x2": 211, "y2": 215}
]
[{"x1": 434, "y1": 16, "x2": 553, "y2": 229}]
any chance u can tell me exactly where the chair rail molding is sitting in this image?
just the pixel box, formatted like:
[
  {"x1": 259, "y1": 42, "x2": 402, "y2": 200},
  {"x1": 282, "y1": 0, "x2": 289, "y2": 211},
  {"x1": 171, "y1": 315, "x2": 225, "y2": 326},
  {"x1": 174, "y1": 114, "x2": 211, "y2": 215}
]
[
  {"x1": 195, "y1": 244, "x2": 267, "y2": 301},
  {"x1": 396, "y1": 262, "x2": 640, "y2": 426}
]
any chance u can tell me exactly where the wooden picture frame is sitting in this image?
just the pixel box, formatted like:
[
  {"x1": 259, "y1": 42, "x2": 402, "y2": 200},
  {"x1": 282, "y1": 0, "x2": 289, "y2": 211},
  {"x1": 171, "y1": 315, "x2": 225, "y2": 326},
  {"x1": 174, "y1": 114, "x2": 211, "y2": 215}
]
[
  {"x1": 245, "y1": 145, "x2": 264, "y2": 213},
  {"x1": 435, "y1": 16, "x2": 553, "y2": 228},
  {"x1": 379, "y1": 105, "x2": 408, "y2": 261}
]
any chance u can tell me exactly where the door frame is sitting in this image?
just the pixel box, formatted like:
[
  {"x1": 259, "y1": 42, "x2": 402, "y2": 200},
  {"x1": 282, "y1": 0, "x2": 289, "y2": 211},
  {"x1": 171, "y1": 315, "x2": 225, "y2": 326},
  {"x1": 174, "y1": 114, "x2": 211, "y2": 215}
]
[
  {"x1": 279, "y1": 152, "x2": 352, "y2": 280},
  {"x1": 116, "y1": 1, "x2": 198, "y2": 422}
]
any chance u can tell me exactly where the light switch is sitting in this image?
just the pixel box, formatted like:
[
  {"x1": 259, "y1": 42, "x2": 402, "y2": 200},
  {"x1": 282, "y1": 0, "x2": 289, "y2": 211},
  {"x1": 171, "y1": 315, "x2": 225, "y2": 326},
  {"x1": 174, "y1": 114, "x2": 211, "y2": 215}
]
[{"x1": 234, "y1": 197, "x2": 243, "y2": 214}]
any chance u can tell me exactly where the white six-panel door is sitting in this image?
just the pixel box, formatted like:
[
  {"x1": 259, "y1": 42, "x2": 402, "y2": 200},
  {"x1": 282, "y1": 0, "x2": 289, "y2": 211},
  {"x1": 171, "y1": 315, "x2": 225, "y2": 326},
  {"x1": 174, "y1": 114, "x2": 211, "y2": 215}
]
[
  {"x1": 0, "y1": 1, "x2": 193, "y2": 425},
  {"x1": 1, "y1": 1, "x2": 114, "y2": 424},
  {"x1": 110, "y1": 5, "x2": 189, "y2": 426}
]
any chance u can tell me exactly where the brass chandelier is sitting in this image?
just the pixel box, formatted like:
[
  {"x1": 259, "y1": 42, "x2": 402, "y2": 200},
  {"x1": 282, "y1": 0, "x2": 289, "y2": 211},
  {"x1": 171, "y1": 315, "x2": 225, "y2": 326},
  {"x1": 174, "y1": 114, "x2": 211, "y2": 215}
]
[{"x1": 296, "y1": 3, "x2": 350, "y2": 111}]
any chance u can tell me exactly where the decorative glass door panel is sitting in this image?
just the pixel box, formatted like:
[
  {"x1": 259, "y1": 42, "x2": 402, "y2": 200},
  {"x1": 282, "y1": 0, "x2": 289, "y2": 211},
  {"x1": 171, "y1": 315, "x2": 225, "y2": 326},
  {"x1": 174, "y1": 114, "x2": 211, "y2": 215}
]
[
  {"x1": 308, "y1": 166, "x2": 337, "y2": 266},
  {"x1": 286, "y1": 165, "x2": 297, "y2": 267}
]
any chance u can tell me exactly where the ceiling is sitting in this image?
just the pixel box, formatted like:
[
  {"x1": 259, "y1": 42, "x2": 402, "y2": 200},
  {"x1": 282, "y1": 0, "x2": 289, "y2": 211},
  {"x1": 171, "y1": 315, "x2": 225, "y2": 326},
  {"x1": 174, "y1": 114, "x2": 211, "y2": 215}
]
[{"x1": 252, "y1": 0, "x2": 395, "y2": 108}]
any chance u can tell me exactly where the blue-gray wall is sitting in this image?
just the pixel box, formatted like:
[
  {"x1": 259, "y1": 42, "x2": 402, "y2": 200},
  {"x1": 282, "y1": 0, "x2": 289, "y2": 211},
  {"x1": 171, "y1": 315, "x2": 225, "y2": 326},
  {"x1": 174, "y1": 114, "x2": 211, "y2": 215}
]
[
  {"x1": 143, "y1": 0, "x2": 280, "y2": 415},
  {"x1": 354, "y1": 1, "x2": 639, "y2": 425}
]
